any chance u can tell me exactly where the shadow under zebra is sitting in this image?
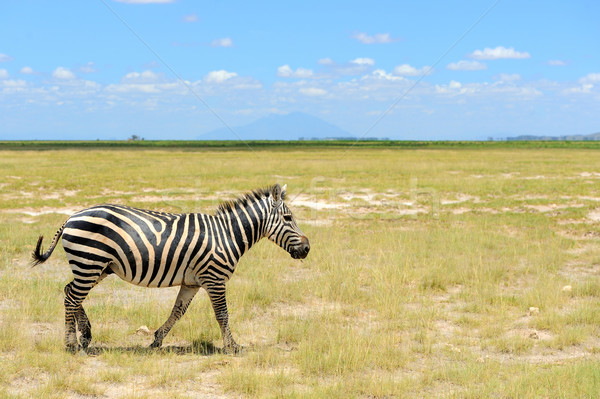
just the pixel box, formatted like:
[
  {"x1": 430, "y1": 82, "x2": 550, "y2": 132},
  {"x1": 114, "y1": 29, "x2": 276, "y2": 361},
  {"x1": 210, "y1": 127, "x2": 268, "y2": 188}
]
[{"x1": 83, "y1": 339, "x2": 222, "y2": 356}]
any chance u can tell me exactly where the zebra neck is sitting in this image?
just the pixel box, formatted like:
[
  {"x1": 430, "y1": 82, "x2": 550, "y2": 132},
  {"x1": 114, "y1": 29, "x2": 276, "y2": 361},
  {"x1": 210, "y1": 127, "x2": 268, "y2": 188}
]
[{"x1": 217, "y1": 201, "x2": 269, "y2": 260}]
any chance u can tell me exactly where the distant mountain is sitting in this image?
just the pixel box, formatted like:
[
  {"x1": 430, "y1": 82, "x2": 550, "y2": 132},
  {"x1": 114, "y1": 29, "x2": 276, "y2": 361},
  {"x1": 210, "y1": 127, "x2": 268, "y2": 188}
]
[
  {"x1": 507, "y1": 132, "x2": 600, "y2": 141},
  {"x1": 197, "y1": 112, "x2": 351, "y2": 140}
]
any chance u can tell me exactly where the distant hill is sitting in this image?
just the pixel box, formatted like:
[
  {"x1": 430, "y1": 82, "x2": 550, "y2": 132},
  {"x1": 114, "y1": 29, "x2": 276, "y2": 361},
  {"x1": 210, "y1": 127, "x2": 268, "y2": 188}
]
[
  {"x1": 507, "y1": 132, "x2": 600, "y2": 141},
  {"x1": 197, "y1": 112, "x2": 352, "y2": 141}
]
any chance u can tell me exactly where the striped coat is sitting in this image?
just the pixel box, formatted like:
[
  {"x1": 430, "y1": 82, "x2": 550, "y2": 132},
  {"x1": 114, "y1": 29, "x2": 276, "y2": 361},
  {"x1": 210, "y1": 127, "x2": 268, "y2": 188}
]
[{"x1": 32, "y1": 184, "x2": 310, "y2": 353}]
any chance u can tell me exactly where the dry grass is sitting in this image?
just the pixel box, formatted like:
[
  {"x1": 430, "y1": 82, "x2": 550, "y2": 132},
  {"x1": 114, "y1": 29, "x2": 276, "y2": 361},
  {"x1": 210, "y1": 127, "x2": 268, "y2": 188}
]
[{"x1": 1, "y1": 147, "x2": 600, "y2": 398}]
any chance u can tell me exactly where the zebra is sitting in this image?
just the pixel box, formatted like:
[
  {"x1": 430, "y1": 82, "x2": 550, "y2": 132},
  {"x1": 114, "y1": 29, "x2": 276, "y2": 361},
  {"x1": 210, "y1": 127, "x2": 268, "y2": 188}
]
[{"x1": 31, "y1": 184, "x2": 310, "y2": 354}]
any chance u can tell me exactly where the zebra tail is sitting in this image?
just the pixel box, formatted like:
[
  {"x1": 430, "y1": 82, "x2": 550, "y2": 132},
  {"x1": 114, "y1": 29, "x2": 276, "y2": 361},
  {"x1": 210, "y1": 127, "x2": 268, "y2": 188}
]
[{"x1": 31, "y1": 221, "x2": 67, "y2": 267}]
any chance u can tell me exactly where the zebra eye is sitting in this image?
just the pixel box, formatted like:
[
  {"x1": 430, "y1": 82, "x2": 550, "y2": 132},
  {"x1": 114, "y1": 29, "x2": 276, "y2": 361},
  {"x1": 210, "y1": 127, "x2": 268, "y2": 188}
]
[{"x1": 283, "y1": 214, "x2": 293, "y2": 222}]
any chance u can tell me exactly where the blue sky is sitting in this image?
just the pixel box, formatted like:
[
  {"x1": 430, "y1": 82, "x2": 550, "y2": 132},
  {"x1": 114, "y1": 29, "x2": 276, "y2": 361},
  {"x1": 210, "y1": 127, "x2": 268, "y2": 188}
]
[{"x1": 1, "y1": 0, "x2": 599, "y2": 140}]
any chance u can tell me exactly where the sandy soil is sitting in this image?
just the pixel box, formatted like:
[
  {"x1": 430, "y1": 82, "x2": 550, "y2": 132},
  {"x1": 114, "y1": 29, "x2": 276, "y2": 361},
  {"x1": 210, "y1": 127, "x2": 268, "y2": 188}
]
[{"x1": 5, "y1": 186, "x2": 600, "y2": 224}]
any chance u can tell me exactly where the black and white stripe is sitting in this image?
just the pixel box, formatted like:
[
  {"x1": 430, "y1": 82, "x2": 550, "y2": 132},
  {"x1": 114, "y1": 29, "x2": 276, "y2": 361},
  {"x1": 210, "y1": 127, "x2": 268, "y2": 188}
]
[{"x1": 32, "y1": 184, "x2": 310, "y2": 353}]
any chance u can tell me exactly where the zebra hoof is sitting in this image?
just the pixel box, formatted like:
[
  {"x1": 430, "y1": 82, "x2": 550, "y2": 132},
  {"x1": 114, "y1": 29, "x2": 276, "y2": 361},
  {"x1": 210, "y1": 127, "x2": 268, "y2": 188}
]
[
  {"x1": 149, "y1": 340, "x2": 162, "y2": 349},
  {"x1": 80, "y1": 337, "x2": 91, "y2": 350},
  {"x1": 65, "y1": 343, "x2": 80, "y2": 354},
  {"x1": 223, "y1": 344, "x2": 243, "y2": 355}
]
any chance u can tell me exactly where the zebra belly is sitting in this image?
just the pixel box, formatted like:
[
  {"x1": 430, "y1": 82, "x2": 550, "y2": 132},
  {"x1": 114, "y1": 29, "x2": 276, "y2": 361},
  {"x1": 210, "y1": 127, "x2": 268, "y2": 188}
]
[
  {"x1": 62, "y1": 241, "x2": 188, "y2": 288},
  {"x1": 109, "y1": 263, "x2": 186, "y2": 288}
]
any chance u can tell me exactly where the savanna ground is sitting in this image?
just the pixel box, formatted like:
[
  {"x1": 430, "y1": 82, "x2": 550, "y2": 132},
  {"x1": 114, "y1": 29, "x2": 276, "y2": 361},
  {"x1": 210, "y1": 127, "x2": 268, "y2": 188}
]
[{"x1": 1, "y1": 143, "x2": 600, "y2": 398}]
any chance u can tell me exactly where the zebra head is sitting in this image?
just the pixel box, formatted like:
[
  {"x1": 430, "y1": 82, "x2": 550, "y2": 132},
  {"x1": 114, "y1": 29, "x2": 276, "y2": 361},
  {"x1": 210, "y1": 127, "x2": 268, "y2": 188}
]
[{"x1": 265, "y1": 184, "x2": 310, "y2": 259}]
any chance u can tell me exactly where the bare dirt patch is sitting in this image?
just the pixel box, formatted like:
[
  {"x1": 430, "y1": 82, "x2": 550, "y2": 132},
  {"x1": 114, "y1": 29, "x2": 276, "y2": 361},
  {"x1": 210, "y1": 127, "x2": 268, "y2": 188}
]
[
  {"x1": 559, "y1": 261, "x2": 600, "y2": 281},
  {"x1": 29, "y1": 322, "x2": 60, "y2": 339},
  {"x1": 270, "y1": 298, "x2": 343, "y2": 320},
  {"x1": 99, "y1": 188, "x2": 137, "y2": 196},
  {"x1": 440, "y1": 194, "x2": 480, "y2": 205},
  {"x1": 7, "y1": 374, "x2": 50, "y2": 398},
  {"x1": 40, "y1": 190, "x2": 80, "y2": 200},
  {"x1": 0, "y1": 191, "x2": 35, "y2": 200},
  {"x1": 450, "y1": 207, "x2": 471, "y2": 215},
  {"x1": 1, "y1": 206, "x2": 80, "y2": 217},
  {"x1": 577, "y1": 196, "x2": 600, "y2": 203},
  {"x1": 300, "y1": 219, "x2": 333, "y2": 226},
  {"x1": 579, "y1": 172, "x2": 600, "y2": 178},
  {"x1": 291, "y1": 194, "x2": 349, "y2": 210},
  {"x1": 587, "y1": 210, "x2": 600, "y2": 222}
]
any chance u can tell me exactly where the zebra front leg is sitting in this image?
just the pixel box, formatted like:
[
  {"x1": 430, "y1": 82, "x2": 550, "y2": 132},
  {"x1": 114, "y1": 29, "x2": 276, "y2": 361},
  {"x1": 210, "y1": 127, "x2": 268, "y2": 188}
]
[
  {"x1": 150, "y1": 285, "x2": 199, "y2": 349},
  {"x1": 206, "y1": 283, "x2": 241, "y2": 354}
]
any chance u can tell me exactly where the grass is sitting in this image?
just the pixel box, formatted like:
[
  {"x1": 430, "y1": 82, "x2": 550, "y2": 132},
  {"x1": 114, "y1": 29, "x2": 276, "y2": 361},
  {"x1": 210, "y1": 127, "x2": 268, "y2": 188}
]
[
  {"x1": 1, "y1": 144, "x2": 600, "y2": 397},
  {"x1": 3, "y1": 139, "x2": 600, "y2": 151}
]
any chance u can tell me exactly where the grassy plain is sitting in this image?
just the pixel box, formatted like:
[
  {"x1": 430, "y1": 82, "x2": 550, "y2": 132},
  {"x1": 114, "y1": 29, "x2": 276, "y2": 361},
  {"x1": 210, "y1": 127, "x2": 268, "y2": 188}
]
[{"x1": 1, "y1": 143, "x2": 600, "y2": 398}]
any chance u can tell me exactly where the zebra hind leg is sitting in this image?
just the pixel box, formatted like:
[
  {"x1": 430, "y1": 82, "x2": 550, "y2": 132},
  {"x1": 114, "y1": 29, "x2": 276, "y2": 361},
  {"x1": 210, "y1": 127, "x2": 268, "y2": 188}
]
[
  {"x1": 73, "y1": 269, "x2": 111, "y2": 350},
  {"x1": 64, "y1": 269, "x2": 108, "y2": 353},
  {"x1": 150, "y1": 285, "x2": 199, "y2": 349},
  {"x1": 64, "y1": 281, "x2": 82, "y2": 353},
  {"x1": 75, "y1": 306, "x2": 92, "y2": 350}
]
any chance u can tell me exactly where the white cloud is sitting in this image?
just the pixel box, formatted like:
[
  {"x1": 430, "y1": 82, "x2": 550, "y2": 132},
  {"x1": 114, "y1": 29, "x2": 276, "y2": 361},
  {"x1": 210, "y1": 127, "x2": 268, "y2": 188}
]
[
  {"x1": 123, "y1": 70, "x2": 160, "y2": 82},
  {"x1": 565, "y1": 73, "x2": 600, "y2": 94},
  {"x1": 1, "y1": 79, "x2": 27, "y2": 88},
  {"x1": 547, "y1": 59, "x2": 567, "y2": 66},
  {"x1": 352, "y1": 32, "x2": 398, "y2": 44},
  {"x1": 494, "y1": 73, "x2": 522, "y2": 83},
  {"x1": 106, "y1": 83, "x2": 162, "y2": 93},
  {"x1": 20, "y1": 66, "x2": 35, "y2": 74},
  {"x1": 0, "y1": 69, "x2": 8, "y2": 79},
  {"x1": 393, "y1": 64, "x2": 430, "y2": 76},
  {"x1": 114, "y1": 0, "x2": 175, "y2": 3},
  {"x1": 469, "y1": 46, "x2": 530, "y2": 60},
  {"x1": 182, "y1": 13, "x2": 198, "y2": 23},
  {"x1": 210, "y1": 38, "x2": 233, "y2": 47},
  {"x1": 299, "y1": 87, "x2": 327, "y2": 96},
  {"x1": 435, "y1": 80, "x2": 471, "y2": 95},
  {"x1": 52, "y1": 67, "x2": 76, "y2": 80},
  {"x1": 579, "y1": 73, "x2": 600, "y2": 84},
  {"x1": 103, "y1": 69, "x2": 260, "y2": 95},
  {"x1": 277, "y1": 65, "x2": 313, "y2": 79},
  {"x1": 103, "y1": 70, "x2": 178, "y2": 94},
  {"x1": 367, "y1": 69, "x2": 404, "y2": 81},
  {"x1": 317, "y1": 58, "x2": 375, "y2": 77},
  {"x1": 105, "y1": 79, "x2": 180, "y2": 94},
  {"x1": 564, "y1": 84, "x2": 593, "y2": 94},
  {"x1": 204, "y1": 70, "x2": 237, "y2": 83},
  {"x1": 434, "y1": 78, "x2": 543, "y2": 99},
  {"x1": 446, "y1": 60, "x2": 487, "y2": 71},
  {"x1": 0, "y1": 53, "x2": 13, "y2": 62},
  {"x1": 350, "y1": 58, "x2": 375, "y2": 66}
]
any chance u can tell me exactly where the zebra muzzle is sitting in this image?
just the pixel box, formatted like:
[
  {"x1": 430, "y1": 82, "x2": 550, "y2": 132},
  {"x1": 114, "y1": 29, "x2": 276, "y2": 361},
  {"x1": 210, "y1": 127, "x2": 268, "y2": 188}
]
[{"x1": 290, "y1": 236, "x2": 310, "y2": 259}]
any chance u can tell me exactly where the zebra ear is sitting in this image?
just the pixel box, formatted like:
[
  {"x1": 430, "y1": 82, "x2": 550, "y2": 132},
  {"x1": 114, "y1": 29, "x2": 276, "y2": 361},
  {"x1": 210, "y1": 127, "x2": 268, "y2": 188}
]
[{"x1": 272, "y1": 184, "x2": 284, "y2": 207}]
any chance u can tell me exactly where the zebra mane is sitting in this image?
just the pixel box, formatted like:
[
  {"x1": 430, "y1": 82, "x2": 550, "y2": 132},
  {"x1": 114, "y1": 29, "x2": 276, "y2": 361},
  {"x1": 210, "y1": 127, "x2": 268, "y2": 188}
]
[{"x1": 215, "y1": 185, "x2": 284, "y2": 216}]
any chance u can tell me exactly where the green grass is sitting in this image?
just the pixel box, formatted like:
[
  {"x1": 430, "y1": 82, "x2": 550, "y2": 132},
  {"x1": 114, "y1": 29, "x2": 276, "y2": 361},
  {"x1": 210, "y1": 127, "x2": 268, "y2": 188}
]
[
  {"x1": 1, "y1": 145, "x2": 600, "y2": 397},
  {"x1": 3, "y1": 139, "x2": 600, "y2": 150}
]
